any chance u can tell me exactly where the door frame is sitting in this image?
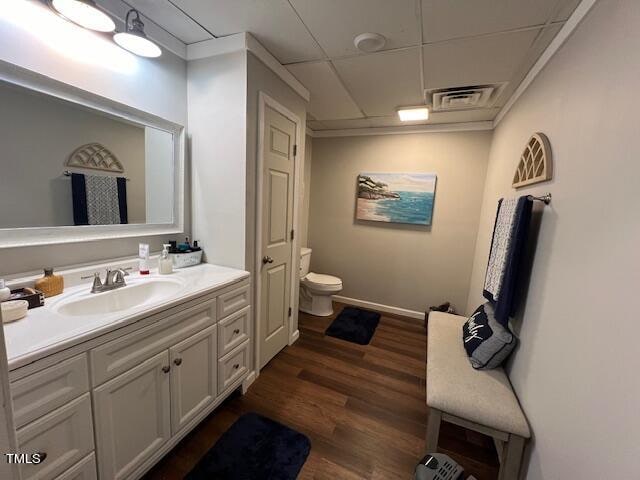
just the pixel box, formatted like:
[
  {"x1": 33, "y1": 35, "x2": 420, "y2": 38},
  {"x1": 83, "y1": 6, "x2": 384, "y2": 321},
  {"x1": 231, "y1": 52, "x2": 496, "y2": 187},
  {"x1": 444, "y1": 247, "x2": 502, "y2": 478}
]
[{"x1": 255, "y1": 91, "x2": 303, "y2": 375}]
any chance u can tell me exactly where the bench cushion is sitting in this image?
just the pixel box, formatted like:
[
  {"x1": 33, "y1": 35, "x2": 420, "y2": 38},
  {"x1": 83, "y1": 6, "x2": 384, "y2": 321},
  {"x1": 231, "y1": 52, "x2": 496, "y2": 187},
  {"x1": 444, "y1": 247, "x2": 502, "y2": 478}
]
[{"x1": 427, "y1": 312, "x2": 530, "y2": 438}]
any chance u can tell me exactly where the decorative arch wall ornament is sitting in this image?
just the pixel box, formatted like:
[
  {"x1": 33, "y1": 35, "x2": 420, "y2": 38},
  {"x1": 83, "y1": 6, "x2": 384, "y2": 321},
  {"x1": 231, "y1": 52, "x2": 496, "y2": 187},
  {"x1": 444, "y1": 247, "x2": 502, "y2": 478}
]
[
  {"x1": 65, "y1": 143, "x2": 124, "y2": 173},
  {"x1": 512, "y1": 133, "x2": 553, "y2": 188}
]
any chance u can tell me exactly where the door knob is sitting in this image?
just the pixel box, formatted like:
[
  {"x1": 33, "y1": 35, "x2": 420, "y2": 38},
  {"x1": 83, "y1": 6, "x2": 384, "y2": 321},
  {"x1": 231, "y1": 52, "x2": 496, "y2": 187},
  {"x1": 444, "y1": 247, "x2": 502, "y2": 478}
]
[{"x1": 262, "y1": 256, "x2": 274, "y2": 264}]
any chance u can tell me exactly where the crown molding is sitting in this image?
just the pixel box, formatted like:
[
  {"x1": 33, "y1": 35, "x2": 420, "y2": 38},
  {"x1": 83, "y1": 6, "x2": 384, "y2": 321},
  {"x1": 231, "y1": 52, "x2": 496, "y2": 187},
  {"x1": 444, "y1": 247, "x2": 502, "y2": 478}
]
[
  {"x1": 186, "y1": 33, "x2": 310, "y2": 102},
  {"x1": 306, "y1": 126, "x2": 315, "y2": 137},
  {"x1": 311, "y1": 121, "x2": 493, "y2": 138},
  {"x1": 493, "y1": 0, "x2": 598, "y2": 127}
]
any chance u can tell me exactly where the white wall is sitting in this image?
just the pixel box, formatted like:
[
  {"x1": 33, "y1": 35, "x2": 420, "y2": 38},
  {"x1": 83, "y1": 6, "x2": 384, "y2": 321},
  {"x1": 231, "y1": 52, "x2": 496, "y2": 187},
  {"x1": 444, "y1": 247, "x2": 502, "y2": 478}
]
[
  {"x1": 309, "y1": 131, "x2": 491, "y2": 313},
  {"x1": 466, "y1": 1, "x2": 640, "y2": 478},
  {"x1": 0, "y1": 0, "x2": 187, "y2": 276},
  {"x1": 188, "y1": 51, "x2": 247, "y2": 269}
]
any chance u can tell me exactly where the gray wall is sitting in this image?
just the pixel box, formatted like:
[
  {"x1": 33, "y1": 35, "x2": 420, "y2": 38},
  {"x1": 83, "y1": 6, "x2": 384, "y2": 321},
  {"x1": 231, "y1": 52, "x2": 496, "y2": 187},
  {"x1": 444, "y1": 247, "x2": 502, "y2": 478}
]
[
  {"x1": 308, "y1": 131, "x2": 491, "y2": 313},
  {"x1": 466, "y1": 1, "x2": 639, "y2": 477},
  {"x1": 0, "y1": 21, "x2": 187, "y2": 277},
  {"x1": 300, "y1": 134, "x2": 313, "y2": 247},
  {"x1": 0, "y1": 82, "x2": 146, "y2": 228}
]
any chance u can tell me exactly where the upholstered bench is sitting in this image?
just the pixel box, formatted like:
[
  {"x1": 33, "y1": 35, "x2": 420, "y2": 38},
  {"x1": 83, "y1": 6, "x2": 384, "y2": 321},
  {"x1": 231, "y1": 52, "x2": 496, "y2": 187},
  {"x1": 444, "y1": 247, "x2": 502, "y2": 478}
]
[{"x1": 426, "y1": 312, "x2": 530, "y2": 480}]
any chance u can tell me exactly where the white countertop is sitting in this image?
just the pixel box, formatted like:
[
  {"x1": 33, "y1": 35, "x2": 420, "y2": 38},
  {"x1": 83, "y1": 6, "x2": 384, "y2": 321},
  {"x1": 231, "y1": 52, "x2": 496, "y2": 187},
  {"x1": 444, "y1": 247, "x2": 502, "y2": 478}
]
[{"x1": 4, "y1": 263, "x2": 250, "y2": 370}]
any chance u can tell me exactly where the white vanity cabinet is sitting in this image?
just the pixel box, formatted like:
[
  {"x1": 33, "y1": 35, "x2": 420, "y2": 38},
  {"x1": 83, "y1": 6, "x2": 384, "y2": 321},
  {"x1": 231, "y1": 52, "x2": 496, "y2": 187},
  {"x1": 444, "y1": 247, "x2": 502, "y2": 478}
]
[{"x1": 8, "y1": 276, "x2": 252, "y2": 480}]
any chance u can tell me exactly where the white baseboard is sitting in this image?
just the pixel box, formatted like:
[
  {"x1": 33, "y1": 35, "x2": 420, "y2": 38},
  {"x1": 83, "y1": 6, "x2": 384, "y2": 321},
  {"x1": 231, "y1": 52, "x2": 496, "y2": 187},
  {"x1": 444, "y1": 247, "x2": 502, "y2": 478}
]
[
  {"x1": 289, "y1": 329, "x2": 300, "y2": 345},
  {"x1": 332, "y1": 295, "x2": 424, "y2": 320}
]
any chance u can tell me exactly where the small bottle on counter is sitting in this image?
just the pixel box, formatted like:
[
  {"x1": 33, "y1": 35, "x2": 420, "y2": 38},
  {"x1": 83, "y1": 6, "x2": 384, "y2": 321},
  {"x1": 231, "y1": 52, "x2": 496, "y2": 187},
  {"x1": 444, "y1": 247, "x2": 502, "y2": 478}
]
[
  {"x1": 0, "y1": 279, "x2": 10, "y2": 302},
  {"x1": 139, "y1": 243, "x2": 150, "y2": 275},
  {"x1": 34, "y1": 268, "x2": 64, "y2": 298},
  {"x1": 159, "y1": 244, "x2": 173, "y2": 275}
]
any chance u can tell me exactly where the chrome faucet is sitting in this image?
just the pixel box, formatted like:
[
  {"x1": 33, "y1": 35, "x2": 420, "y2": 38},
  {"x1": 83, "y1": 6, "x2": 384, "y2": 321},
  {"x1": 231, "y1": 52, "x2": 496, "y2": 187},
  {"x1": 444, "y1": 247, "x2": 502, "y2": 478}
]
[{"x1": 90, "y1": 268, "x2": 130, "y2": 293}]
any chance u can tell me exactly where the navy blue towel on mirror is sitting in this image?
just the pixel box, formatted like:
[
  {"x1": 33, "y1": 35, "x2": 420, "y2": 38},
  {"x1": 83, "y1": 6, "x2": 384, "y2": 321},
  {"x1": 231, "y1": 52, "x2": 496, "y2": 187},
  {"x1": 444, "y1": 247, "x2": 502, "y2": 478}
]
[
  {"x1": 325, "y1": 307, "x2": 381, "y2": 345},
  {"x1": 483, "y1": 196, "x2": 533, "y2": 325},
  {"x1": 185, "y1": 413, "x2": 311, "y2": 480}
]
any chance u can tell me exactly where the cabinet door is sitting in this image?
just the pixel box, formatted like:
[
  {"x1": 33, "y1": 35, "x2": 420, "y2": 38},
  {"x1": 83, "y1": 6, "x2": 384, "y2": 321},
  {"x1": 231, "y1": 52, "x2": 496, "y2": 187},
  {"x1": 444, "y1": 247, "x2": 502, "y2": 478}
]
[
  {"x1": 93, "y1": 351, "x2": 170, "y2": 480},
  {"x1": 169, "y1": 324, "x2": 217, "y2": 434}
]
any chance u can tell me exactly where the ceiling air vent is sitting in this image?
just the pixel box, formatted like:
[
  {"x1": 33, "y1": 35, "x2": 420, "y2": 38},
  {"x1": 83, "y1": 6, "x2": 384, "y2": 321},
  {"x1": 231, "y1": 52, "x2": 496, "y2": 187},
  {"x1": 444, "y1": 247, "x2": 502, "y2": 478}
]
[{"x1": 426, "y1": 84, "x2": 505, "y2": 111}]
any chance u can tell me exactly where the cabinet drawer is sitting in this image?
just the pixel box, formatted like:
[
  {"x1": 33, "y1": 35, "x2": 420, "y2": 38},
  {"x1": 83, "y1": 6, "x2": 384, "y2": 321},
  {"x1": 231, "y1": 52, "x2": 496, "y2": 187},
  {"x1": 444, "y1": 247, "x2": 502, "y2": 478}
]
[
  {"x1": 217, "y1": 283, "x2": 250, "y2": 319},
  {"x1": 218, "y1": 340, "x2": 250, "y2": 393},
  {"x1": 90, "y1": 299, "x2": 216, "y2": 386},
  {"x1": 218, "y1": 306, "x2": 250, "y2": 357},
  {"x1": 12, "y1": 354, "x2": 89, "y2": 429},
  {"x1": 16, "y1": 393, "x2": 94, "y2": 480},
  {"x1": 54, "y1": 453, "x2": 97, "y2": 480}
]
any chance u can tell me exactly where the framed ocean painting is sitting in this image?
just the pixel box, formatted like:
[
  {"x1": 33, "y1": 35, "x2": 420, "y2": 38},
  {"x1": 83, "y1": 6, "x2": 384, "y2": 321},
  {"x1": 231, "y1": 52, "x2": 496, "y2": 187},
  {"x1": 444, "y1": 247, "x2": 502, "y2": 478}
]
[{"x1": 356, "y1": 173, "x2": 437, "y2": 226}]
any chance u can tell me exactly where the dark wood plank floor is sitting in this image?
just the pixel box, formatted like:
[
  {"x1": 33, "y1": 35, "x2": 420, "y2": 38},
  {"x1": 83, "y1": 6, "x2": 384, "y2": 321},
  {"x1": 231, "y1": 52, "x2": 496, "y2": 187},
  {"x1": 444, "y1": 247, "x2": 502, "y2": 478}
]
[{"x1": 144, "y1": 302, "x2": 499, "y2": 480}]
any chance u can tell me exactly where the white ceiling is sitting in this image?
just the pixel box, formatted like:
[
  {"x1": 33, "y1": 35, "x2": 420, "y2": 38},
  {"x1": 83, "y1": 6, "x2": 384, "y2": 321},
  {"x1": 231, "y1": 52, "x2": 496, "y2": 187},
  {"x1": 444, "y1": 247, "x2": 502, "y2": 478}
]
[{"x1": 109, "y1": 0, "x2": 582, "y2": 131}]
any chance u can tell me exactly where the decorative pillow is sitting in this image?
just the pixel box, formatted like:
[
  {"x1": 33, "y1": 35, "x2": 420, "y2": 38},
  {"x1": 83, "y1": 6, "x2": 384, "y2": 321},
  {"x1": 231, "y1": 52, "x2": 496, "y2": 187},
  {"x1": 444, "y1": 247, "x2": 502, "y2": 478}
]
[{"x1": 462, "y1": 303, "x2": 517, "y2": 370}]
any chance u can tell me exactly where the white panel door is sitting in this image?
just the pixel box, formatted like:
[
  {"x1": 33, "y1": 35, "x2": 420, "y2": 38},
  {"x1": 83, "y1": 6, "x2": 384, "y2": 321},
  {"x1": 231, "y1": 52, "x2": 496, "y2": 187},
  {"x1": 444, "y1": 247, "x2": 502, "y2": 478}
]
[
  {"x1": 93, "y1": 351, "x2": 171, "y2": 480},
  {"x1": 260, "y1": 104, "x2": 296, "y2": 368},
  {"x1": 169, "y1": 325, "x2": 217, "y2": 434}
]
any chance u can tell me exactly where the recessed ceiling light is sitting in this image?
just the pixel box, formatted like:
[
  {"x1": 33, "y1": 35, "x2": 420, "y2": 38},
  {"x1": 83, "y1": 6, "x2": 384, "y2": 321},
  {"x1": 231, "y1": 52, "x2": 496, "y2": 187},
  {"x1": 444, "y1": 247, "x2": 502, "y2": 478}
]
[
  {"x1": 354, "y1": 33, "x2": 386, "y2": 53},
  {"x1": 397, "y1": 107, "x2": 430, "y2": 122},
  {"x1": 50, "y1": 0, "x2": 115, "y2": 32},
  {"x1": 113, "y1": 9, "x2": 161, "y2": 58}
]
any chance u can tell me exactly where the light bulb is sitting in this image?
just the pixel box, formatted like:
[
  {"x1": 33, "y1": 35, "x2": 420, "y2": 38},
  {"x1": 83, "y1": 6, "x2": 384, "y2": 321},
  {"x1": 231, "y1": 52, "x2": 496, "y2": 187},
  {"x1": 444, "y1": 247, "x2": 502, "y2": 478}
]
[
  {"x1": 113, "y1": 32, "x2": 161, "y2": 58},
  {"x1": 51, "y1": 0, "x2": 115, "y2": 32}
]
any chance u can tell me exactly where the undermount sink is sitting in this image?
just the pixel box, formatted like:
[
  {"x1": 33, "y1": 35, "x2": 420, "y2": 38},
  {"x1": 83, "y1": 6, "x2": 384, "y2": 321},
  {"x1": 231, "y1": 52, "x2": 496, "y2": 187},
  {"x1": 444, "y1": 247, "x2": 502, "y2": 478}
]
[{"x1": 54, "y1": 277, "x2": 186, "y2": 317}]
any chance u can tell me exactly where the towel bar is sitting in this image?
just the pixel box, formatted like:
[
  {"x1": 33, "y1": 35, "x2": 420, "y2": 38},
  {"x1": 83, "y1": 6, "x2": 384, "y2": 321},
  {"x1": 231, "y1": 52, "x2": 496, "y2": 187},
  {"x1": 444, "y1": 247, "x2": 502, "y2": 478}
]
[{"x1": 528, "y1": 193, "x2": 551, "y2": 204}]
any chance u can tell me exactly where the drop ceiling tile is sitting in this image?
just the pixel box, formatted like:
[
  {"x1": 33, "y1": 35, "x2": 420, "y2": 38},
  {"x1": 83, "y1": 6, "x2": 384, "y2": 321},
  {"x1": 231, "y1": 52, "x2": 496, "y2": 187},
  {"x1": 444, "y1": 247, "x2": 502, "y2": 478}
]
[
  {"x1": 333, "y1": 47, "x2": 424, "y2": 117},
  {"x1": 288, "y1": 0, "x2": 420, "y2": 58},
  {"x1": 313, "y1": 118, "x2": 376, "y2": 130},
  {"x1": 171, "y1": 0, "x2": 324, "y2": 63},
  {"x1": 120, "y1": 0, "x2": 213, "y2": 44},
  {"x1": 422, "y1": 29, "x2": 541, "y2": 90},
  {"x1": 428, "y1": 108, "x2": 500, "y2": 124},
  {"x1": 422, "y1": 0, "x2": 561, "y2": 43},
  {"x1": 286, "y1": 61, "x2": 363, "y2": 120},
  {"x1": 492, "y1": 23, "x2": 562, "y2": 107},
  {"x1": 554, "y1": 0, "x2": 583, "y2": 21}
]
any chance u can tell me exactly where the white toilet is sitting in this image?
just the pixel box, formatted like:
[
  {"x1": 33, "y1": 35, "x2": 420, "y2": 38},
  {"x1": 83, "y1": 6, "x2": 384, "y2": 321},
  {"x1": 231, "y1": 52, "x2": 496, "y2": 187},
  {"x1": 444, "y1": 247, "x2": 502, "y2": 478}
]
[{"x1": 299, "y1": 247, "x2": 343, "y2": 316}]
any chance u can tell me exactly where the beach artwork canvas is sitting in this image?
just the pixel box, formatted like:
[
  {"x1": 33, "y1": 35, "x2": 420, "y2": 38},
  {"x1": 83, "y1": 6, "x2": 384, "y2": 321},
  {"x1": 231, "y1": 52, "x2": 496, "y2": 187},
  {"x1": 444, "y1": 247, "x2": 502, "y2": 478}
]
[{"x1": 356, "y1": 173, "x2": 436, "y2": 225}]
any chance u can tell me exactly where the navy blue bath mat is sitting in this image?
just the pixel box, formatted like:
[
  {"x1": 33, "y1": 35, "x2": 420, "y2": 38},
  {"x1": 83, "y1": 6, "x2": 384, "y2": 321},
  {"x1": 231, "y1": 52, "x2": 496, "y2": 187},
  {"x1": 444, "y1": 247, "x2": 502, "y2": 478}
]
[
  {"x1": 186, "y1": 412, "x2": 311, "y2": 480},
  {"x1": 325, "y1": 306, "x2": 381, "y2": 345}
]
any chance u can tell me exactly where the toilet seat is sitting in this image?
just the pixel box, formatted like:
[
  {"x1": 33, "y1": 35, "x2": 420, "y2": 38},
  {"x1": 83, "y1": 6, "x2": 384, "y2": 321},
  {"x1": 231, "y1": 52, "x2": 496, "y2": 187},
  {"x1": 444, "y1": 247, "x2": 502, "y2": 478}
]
[{"x1": 302, "y1": 272, "x2": 342, "y2": 292}]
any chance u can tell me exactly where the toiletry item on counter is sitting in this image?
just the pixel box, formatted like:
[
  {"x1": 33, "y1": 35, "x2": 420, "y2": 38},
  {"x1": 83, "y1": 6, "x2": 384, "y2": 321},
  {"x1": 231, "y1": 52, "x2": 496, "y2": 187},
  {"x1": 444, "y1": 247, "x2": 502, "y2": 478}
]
[
  {"x1": 168, "y1": 238, "x2": 203, "y2": 268},
  {"x1": 34, "y1": 268, "x2": 64, "y2": 298},
  {"x1": 0, "y1": 280, "x2": 10, "y2": 302},
  {"x1": 159, "y1": 244, "x2": 173, "y2": 275},
  {"x1": 139, "y1": 243, "x2": 150, "y2": 275},
  {"x1": 7, "y1": 288, "x2": 45, "y2": 309},
  {"x1": 1, "y1": 300, "x2": 29, "y2": 323}
]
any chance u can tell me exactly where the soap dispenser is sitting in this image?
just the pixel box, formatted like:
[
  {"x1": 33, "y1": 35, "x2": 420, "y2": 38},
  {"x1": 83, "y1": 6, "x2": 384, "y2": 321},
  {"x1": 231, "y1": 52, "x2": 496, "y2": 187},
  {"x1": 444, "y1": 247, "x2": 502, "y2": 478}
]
[{"x1": 159, "y1": 244, "x2": 173, "y2": 275}]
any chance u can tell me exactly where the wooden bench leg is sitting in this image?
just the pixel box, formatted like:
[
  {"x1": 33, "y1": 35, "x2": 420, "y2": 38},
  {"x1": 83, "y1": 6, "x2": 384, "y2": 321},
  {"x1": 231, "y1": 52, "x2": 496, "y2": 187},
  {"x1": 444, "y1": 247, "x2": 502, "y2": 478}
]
[
  {"x1": 498, "y1": 434, "x2": 525, "y2": 480},
  {"x1": 425, "y1": 408, "x2": 442, "y2": 452}
]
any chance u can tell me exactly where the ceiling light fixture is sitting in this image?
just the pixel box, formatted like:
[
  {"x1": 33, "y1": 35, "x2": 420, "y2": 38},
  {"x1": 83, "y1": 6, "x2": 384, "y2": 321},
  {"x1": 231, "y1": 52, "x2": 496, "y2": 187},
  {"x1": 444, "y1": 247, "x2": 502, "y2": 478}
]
[
  {"x1": 50, "y1": 0, "x2": 115, "y2": 32},
  {"x1": 113, "y1": 9, "x2": 161, "y2": 58},
  {"x1": 397, "y1": 106, "x2": 430, "y2": 122},
  {"x1": 354, "y1": 33, "x2": 386, "y2": 53}
]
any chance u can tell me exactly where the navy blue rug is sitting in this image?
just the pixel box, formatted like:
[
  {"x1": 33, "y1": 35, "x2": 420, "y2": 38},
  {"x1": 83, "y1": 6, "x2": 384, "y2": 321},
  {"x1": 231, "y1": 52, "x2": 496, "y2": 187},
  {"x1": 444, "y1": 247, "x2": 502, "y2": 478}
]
[
  {"x1": 325, "y1": 306, "x2": 381, "y2": 345},
  {"x1": 186, "y1": 413, "x2": 311, "y2": 480}
]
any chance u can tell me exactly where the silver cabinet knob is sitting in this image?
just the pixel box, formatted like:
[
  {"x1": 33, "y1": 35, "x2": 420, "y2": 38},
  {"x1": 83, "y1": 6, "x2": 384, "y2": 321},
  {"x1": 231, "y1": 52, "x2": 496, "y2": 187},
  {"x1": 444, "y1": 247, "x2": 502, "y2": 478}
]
[
  {"x1": 173, "y1": 358, "x2": 182, "y2": 366},
  {"x1": 262, "y1": 256, "x2": 274, "y2": 264}
]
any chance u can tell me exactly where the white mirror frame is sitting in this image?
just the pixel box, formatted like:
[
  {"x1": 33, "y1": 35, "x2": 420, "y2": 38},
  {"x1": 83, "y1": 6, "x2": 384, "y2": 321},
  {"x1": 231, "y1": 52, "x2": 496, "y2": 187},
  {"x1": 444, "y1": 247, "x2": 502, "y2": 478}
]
[{"x1": 0, "y1": 62, "x2": 185, "y2": 248}]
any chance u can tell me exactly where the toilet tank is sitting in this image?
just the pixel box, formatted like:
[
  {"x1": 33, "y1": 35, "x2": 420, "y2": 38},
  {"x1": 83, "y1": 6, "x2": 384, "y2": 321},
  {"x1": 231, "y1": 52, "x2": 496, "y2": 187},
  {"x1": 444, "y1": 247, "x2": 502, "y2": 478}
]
[{"x1": 300, "y1": 248, "x2": 312, "y2": 277}]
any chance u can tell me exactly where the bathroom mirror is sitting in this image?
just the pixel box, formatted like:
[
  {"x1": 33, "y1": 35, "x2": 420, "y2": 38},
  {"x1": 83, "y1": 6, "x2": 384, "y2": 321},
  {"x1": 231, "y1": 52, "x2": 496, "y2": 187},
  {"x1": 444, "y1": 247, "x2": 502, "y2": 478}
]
[{"x1": 0, "y1": 75, "x2": 184, "y2": 248}]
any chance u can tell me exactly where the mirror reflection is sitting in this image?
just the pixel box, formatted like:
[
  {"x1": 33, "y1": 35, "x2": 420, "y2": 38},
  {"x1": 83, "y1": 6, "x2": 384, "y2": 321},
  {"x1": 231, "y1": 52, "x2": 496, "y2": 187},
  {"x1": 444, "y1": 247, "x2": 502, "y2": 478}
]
[{"x1": 0, "y1": 80, "x2": 175, "y2": 229}]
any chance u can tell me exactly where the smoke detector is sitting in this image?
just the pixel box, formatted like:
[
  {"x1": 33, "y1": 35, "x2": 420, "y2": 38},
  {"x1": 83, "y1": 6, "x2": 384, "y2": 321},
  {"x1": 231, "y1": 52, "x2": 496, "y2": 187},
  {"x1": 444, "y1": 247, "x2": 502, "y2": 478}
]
[{"x1": 354, "y1": 33, "x2": 386, "y2": 53}]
